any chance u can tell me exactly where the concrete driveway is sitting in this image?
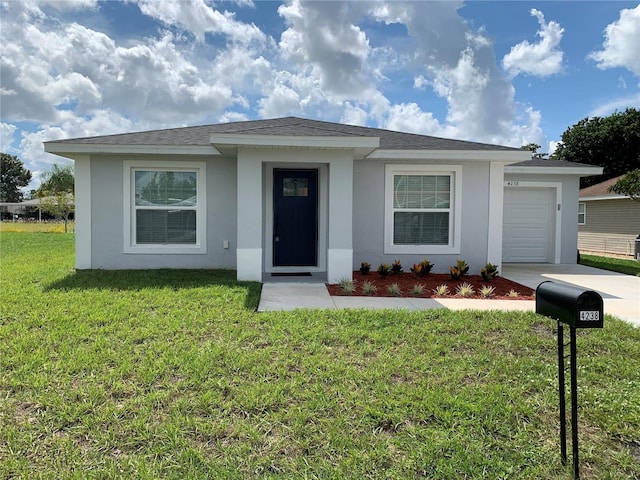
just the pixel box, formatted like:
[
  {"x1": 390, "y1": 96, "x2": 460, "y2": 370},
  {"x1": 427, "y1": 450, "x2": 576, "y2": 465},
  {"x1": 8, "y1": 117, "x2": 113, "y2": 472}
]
[{"x1": 502, "y1": 264, "x2": 640, "y2": 327}]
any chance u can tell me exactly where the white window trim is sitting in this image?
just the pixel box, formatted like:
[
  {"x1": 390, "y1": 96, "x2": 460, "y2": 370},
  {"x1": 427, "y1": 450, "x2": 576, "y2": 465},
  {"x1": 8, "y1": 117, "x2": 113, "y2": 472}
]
[
  {"x1": 384, "y1": 164, "x2": 462, "y2": 255},
  {"x1": 123, "y1": 160, "x2": 207, "y2": 254},
  {"x1": 578, "y1": 202, "x2": 586, "y2": 225}
]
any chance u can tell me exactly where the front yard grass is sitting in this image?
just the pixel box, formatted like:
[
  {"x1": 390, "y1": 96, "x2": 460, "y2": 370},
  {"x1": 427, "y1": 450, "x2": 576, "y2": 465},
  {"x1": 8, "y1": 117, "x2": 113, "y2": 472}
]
[
  {"x1": 1, "y1": 232, "x2": 639, "y2": 479},
  {"x1": 579, "y1": 253, "x2": 640, "y2": 276},
  {"x1": 0, "y1": 220, "x2": 75, "y2": 233}
]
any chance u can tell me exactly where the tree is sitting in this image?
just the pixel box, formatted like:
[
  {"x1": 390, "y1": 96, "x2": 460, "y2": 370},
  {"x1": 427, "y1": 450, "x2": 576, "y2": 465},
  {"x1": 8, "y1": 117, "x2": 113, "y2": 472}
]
[
  {"x1": 520, "y1": 143, "x2": 547, "y2": 159},
  {"x1": 0, "y1": 153, "x2": 32, "y2": 202},
  {"x1": 610, "y1": 169, "x2": 640, "y2": 203},
  {"x1": 36, "y1": 163, "x2": 75, "y2": 232},
  {"x1": 552, "y1": 107, "x2": 640, "y2": 188},
  {"x1": 37, "y1": 163, "x2": 75, "y2": 194}
]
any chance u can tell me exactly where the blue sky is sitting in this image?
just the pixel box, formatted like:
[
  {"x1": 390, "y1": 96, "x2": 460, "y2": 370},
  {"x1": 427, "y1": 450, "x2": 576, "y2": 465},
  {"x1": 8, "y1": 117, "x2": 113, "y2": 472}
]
[{"x1": 1, "y1": 1, "x2": 639, "y2": 190}]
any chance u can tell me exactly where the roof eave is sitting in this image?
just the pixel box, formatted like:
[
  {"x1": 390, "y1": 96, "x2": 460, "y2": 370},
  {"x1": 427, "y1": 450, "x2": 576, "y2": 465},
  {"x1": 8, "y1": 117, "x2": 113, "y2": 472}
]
[
  {"x1": 580, "y1": 194, "x2": 632, "y2": 201},
  {"x1": 44, "y1": 143, "x2": 221, "y2": 158},
  {"x1": 366, "y1": 150, "x2": 531, "y2": 161},
  {"x1": 210, "y1": 133, "x2": 382, "y2": 148},
  {"x1": 505, "y1": 165, "x2": 604, "y2": 176},
  {"x1": 209, "y1": 133, "x2": 379, "y2": 156}
]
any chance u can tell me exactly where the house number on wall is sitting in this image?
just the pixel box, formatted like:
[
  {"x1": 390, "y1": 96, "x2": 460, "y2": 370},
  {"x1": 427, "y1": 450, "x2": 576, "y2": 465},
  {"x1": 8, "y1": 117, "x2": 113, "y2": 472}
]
[{"x1": 506, "y1": 181, "x2": 520, "y2": 186}]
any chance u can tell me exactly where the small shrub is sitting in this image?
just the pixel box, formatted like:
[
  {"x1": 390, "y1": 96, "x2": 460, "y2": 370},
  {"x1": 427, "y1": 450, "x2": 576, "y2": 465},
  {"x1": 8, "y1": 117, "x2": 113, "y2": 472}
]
[
  {"x1": 433, "y1": 284, "x2": 450, "y2": 297},
  {"x1": 361, "y1": 280, "x2": 377, "y2": 296},
  {"x1": 507, "y1": 289, "x2": 520, "y2": 298},
  {"x1": 391, "y1": 259, "x2": 403, "y2": 274},
  {"x1": 410, "y1": 263, "x2": 423, "y2": 276},
  {"x1": 455, "y1": 282, "x2": 475, "y2": 297},
  {"x1": 419, "y1": 258, "x2": 434, "y2": 275},
  {"x1": 411, "y1": 259, "x2": 434, "y2": 276},
  {"x1": 377, "y1": 263, "x2": 391, "y2": 276},
  {"x1": 387, "y1": 283, "x2": 402, "y2": 296},
  {"x1": 411, "y1": 283, "x2": 425, "y2": 296},
  {"x1": 450, "y1": 259, "x2": 469, "y2": 280},
  {"x1": 481, "y1": 263, "x2": 499, "y2": 281},
  {"x1": 339, "y1": 277, "x2": 356, "y2": 295},
  {"x1": 359, "y1": 261, "x2": 371, "y2": 275},
  {"x1": 480, "y1": 285, "x2": 496, "y2": 298}
]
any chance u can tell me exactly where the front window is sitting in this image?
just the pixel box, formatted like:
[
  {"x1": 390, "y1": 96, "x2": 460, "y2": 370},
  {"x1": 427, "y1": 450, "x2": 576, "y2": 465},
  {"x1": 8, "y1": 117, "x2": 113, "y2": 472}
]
[
  {"x1": 393, "y1": 174, "x2": 451, "y2": 245},
  {"x1": 124, "y1": 161, "x2": 206, "y2": 254},
  {"x1": 385, "y1": 165, "x2": 461, "y2": 254},
  {"x1": 135, "y1": 170, "x2": 197, "y2": 244},
  {"x1": 578, "y1": 202, "x2": 586, "y2": 225}
]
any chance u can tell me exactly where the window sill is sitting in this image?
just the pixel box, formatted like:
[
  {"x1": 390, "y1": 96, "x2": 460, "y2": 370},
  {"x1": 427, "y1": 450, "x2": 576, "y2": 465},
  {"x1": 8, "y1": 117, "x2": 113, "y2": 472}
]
[
  {"x1": 384, "y1": 244, "x2": 460, "y2": 255},
  {"x1": 124, "y1": 244, "x2": 207, "y2": 255}
]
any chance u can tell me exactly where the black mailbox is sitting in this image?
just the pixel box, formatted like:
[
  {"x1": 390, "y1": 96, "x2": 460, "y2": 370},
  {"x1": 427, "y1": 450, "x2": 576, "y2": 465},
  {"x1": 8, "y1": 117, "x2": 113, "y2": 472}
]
[{"x1": 536, "y1": 281, "x2": 603, "y2": 328}]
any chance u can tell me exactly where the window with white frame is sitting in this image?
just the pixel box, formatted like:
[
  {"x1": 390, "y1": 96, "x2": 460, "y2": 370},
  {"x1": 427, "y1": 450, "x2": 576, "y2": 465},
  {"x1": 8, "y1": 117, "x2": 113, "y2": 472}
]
[
  {"x1": 124, "y1": 161, "x2": 206, "y2": 254},
  {"x1": 578, "y1": 202, "x2": 586, "y2": 225},
  {"x1": 385, "y1": 165, "x2": 462, "y2": 254}
]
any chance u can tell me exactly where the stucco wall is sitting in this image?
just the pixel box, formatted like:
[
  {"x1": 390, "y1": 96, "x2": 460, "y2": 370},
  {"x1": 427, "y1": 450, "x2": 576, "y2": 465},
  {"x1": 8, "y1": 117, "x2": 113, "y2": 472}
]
[
  {"x1": 504, "y1": 172, "x2": 580, "y2": 264},
  {"x1": 236, "y1": 147, "x2": 354, "y2": 282},
  {"x1": 90, "y1": 154, "x2": 237, "y2": 269},
  {"x1": 353, "y1": 159, "x2": 492, "y2": 274}
]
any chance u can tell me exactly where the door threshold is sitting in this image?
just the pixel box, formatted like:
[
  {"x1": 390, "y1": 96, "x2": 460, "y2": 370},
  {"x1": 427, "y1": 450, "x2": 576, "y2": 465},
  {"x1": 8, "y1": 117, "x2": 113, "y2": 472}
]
[
  {"x1": 271, "y1": 272, "x2": 312, "y2": 277},
  {"x1": 263, "y1": 272, "x2": 327, "y2": 283}
]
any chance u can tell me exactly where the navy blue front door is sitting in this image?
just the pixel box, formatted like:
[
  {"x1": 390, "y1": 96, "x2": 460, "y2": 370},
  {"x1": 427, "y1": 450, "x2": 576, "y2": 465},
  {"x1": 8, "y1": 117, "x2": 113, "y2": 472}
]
[{"x1": 273, "y1": 169, "x2": 318, "y2": 267}]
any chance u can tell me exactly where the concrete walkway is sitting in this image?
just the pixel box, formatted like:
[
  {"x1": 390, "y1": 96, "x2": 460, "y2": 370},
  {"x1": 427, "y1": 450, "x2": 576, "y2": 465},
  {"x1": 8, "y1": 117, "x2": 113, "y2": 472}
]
[{"x1": 258, "y1": 264, "x2": 640, "y2": 327}]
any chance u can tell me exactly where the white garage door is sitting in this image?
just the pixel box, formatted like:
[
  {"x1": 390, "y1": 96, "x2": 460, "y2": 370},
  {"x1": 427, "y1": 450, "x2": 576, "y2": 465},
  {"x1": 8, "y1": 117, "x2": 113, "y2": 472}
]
[{"x1": 503, "y1": 187, "x2": 555, "y2": 263}]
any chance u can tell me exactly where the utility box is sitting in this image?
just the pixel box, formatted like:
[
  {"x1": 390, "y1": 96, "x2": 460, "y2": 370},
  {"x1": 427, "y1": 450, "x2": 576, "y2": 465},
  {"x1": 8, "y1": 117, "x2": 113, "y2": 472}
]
[{"x1": 536, "y1": 281, "x2": 603, "y2": 329}]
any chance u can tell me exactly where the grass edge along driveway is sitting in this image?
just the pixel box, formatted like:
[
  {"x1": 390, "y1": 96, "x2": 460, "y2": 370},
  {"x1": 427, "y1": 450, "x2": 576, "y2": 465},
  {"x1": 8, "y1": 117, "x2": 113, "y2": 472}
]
[{"x1": 1, "y1": 232, "x2": 639, "y2": 479}]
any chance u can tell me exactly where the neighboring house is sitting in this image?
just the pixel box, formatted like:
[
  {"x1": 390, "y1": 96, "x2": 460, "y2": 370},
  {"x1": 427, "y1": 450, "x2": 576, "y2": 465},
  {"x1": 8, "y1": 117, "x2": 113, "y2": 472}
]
[
  {"x1": 0, "y1": 198, "x2": 43, "y2": 220},
  {"x1": 578, "y1": 175, "x2": 640, "y2": 257},
  {"x1": 44, "y1": 117, "x2": 601, "y2": 282}
]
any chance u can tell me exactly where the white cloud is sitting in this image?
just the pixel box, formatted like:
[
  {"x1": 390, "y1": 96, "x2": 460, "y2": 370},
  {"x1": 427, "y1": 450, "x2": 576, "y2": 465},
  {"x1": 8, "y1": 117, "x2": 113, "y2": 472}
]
[
  {"x1": 1, "y1": 19, "x2": 238, "y2": 125},
  {"x1": 371, "y1": 1, "x2": 467, "y2": 67},
  {"x1": 135, "y1": 0, "x2": 266, "y2": 44},
  {"x1": 1, "y1": 0, "x2": 553, "y2": 177},
  {"x1": 257, "y1": 76, "x2": 303, "y2": 118},
  {"x1": 588, "y1": 92, "x2": 640, "y2": 117},
  {"x1": 590, "y1": 5, "x2": 640, "y2": 76},
  {"x1": 502, "y1": 9, "x2": 564, "y2": 77},
  {"x1": 504, "y1": 106, "x2": 545, "y2": 149},
  {"x1": 548, "y1": 140, "x2": 560, "y2": 157},
  {"x1": 1, "y1": 123, "x2": 18, "y2": 151},
  {"x1": 413, "y1": 75, "x2": 428, "y2": 90},
  {"x1": 34, "y1": 0, "x2": 98, "y2": 10},
  {"x1": 218, "y1": 111, "x2": 249, "y2": 123},
  {"x1": 340, "y1": 102, "x2": 369, "y2": 126},
  {"x1": 369, "y1": 1, "x2": 540, "y2": 146},
  {"x1": 211, "y1": 46, "x2": 275, "y2": 96},
  {"x1": 382, "y1": 103, "x2": 447, "y2": 137},
  {"x1": 278, "y1": 0, "x2": 371, "y2": 96}
]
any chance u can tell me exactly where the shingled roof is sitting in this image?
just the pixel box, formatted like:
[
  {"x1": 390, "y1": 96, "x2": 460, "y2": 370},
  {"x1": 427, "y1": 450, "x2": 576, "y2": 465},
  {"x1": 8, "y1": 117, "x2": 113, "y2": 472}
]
[
  {"x1": 45, "y1": 116, "x2": 519, "y2": 151},
  {"x1": 507, "y1": 159, "x2": 596, "y2": 169},
  {"x1": 579, "y1": 175, "x2": 625, "y2": 198}
]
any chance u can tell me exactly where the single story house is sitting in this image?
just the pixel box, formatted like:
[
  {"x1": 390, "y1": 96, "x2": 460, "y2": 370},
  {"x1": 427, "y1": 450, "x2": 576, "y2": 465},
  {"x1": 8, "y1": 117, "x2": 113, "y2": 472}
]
[
  {"x1": 0, "y1": 198, "x2": 44, "y2": 220},
  {"x1": 44, "y1": 117, "x2": 602, "y2": 282},
  {"x1": 578, "y1": 175, "x2": 640, "y2": 257}
]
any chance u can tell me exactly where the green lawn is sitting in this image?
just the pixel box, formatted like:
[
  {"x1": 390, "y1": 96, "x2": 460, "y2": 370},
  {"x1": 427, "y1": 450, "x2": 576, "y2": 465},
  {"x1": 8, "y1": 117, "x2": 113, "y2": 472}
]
[
  {"x1": 1, "y1": 233, "x2": 639, "y2": 479},
  {"x1": 579, "y1": 253, "x2": 640, "y2": 277}
]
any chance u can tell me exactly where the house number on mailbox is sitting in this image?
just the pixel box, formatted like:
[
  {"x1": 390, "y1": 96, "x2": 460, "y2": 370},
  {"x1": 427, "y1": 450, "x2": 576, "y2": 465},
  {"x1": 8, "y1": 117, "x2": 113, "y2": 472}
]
[{"x1": 579, "y1": 311, "x2": 600, "y2": 321}]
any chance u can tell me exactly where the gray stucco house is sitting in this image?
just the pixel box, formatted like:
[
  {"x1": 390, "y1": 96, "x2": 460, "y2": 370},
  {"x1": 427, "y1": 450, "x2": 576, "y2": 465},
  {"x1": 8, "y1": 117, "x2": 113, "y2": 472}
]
[{"x1": 44, "y1": 117, "x2": 601, "y2": 282}]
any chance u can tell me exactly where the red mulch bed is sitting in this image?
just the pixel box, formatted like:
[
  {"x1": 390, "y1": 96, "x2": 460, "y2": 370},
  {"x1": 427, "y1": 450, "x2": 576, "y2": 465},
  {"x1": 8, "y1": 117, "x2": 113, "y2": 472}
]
[{"x1": 327, "y1": 271, "x2": 535, "y2": 300}]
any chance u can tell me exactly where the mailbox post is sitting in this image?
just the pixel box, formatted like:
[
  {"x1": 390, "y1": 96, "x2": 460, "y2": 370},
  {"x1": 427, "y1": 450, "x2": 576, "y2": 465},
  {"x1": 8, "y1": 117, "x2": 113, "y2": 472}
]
[{"x1": 535, "y1": 281, "x2": 603, "y2": 480}]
